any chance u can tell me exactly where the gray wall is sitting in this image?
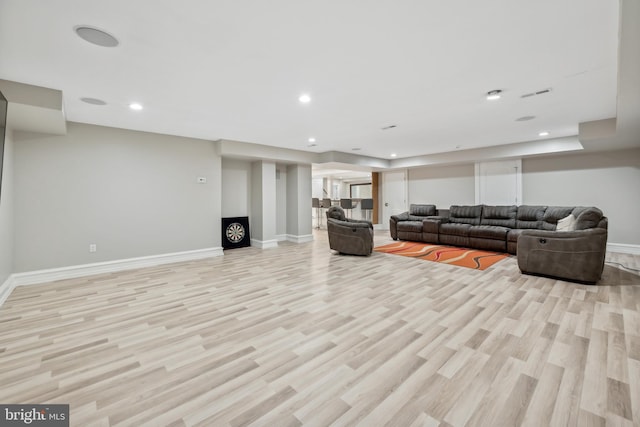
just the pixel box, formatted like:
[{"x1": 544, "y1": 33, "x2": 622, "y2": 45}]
[
  {"x1": 276, "y1": 165, "x2": 287, "y2": 237},
  {"x1": 522, "y1": 148, "x2": 640, "y2": 245},
  {"x1": 14, "y1": 122, "x2": 221, "y2": 272},
  {"x1": 0, "y1": 129, "x2": 14, "y2": 284},
  {"x1": 221, "y1": 158, "x2": 252, "y2": 218},
  {"x1": 250, "y1": 160, "x2": 277, "y2": 243},
  {"x1": 405, "y1": 148, "x2": 640, "y2": 246},
  {"x1": 286, "y1": 164, "x2": 312, "y2": 237},
  {"x1": 408, "y1": 164, "x2": 476, "y2": 207}
]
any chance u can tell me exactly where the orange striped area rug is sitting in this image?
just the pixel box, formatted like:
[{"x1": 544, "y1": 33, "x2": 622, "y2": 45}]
[{"x1": 374, "y1": 241, "x2": 508, "y2": 270}]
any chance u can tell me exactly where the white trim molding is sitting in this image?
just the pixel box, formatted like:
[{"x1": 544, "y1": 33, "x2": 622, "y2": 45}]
[
  {"x1": 607, "y1": 243, "x2": 640, "y2": 255},
  {"x1": 276, "y1": 234, "x2": 288, "y2": 242},
  {"x1": 251, "y1": 239, "x2": 279, "y2": 249},
  {"x1": 8, "y1": 247, "x2": 224, "y2": 289},
  {"x1": 286, "y1": 234, "x2": 314, "y2": 244}
]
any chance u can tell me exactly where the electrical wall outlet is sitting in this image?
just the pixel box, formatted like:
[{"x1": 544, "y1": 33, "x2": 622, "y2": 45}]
[
  {"x1": 89, "y1": 244, "x2": 97, "y2": 253},
  {"x1": 197, "y1": 177, "x2": 207, "y2": 184}
]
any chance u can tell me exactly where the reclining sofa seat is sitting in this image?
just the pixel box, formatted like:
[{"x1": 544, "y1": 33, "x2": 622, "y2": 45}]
[
  {"x1": 390, "y1": 204, "x2": 608, "y2": 284},
  {"x1": 326, "y1": 205, "x2": 374, "y2": 256}
]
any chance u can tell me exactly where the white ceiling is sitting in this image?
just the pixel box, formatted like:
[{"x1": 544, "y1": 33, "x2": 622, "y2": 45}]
[{"x1": 0, "y1": 0, "x2": 628, "y2": 161}]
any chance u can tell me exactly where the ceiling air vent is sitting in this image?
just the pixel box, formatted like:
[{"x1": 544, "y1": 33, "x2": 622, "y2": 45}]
[{"x1": 521, "y1": 88, "x2": 552, "y2": 99}]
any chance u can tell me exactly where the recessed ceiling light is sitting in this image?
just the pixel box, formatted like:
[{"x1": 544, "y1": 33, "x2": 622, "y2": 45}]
[
  {"x1": 74, "y1": 25, "x2": 119, "y2": 47},
  {"x1": 80, "y1": 97, "x2": 107, "y2": 105},
  {"x1": 129, "y1": 103, "x2": 143, "y2": 111},
  {"x1": 538, "y1": 131, "x2": 550, "y2": 136},
  {"x1": 299, "y1": 94, "x2": 311, "y2": 103},
  {"x1": 308, "y1": 137, "x2": 316, "y2": 143},
  {"x1": 516, "y1": 115, "x2": 536, "y2": 122},
  {"x1": 381, "y1": 125, "x2": 397, "y2": 130},
  {"x1": 352, "y1": 148, "x2": 362, "y2": 151},
  {"x1": 390, "y1": 153, "x2": 397, "y2": 158},
  {"x1": 486, "y1": 90, "x2": 502, "y2": 100}
]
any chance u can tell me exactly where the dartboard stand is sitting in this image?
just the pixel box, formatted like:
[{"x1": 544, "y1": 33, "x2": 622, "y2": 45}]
[{"x1": 222, "y1": 217, "x2": 251, "y2": 249}]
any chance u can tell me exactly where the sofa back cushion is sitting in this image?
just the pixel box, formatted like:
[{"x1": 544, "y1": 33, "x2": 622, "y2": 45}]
[
  {"x1": 409, "y1": 204, "x2": 436, "y2": 216},
  {"x1": 449, "y1": 205, "x2": 483, "y2": 225},
  {"x1": 327, "y1": 206, "x2": 346, "y2": 221},
  {"x1": 572, "y1": 207, "x2": 604, "y2": 230},
  {"x1": 516, "y1": 205, "x2": 547, "y2": 229},
  {"x1": 542, "y1": 206, "x2": 575, "y2": 230},
  {"x1": 481, "y1": 205, "x2": 517, "y2": 228}
]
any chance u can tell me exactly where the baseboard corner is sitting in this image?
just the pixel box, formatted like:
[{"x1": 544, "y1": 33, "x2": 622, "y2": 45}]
[
  {"x1": 0, "y1": 274, "x2": 17, "y2": 308},
  {"x1": 286, "y1": 234, "x2": 314, "y2": 244},
  {"x1": 251, "y1": 239, "x2": 279, "y2": 249}
]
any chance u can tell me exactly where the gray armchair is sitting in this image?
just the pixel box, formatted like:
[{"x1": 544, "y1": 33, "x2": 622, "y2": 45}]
[
  {"x1": 326, "y1": 206, "x2": 374, "y2": 255},
  {"x1": 517, "y1": 227, "x2": 608, "y2": 284}
]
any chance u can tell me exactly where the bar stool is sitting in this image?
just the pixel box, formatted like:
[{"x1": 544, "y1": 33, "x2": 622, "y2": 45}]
[
  {"x1": 312, "y1": 198, "x2": 321, "y2": 229},
  {"x1": 361, "y1": 198, "x2": 373, "y2": 221},
  {"x1": 340, "y1": 198, "x2": 354, "y2": 218},
  {"x1": 320, "y1": 198, "x2": 332, "y2": 228}
]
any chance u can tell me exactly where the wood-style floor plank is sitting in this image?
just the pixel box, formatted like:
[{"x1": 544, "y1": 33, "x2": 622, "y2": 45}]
[{"x1": 1, "y1": 229, "x2": 639, "y2": 426}]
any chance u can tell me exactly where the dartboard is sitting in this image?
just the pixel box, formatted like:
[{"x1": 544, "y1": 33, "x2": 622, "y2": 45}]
[
  {"x1": 222, "y1": 217, "x2": 251, "y2": 249},
  {"x1": 226, "y1": 222, "x2": 245, "y2": 243}
]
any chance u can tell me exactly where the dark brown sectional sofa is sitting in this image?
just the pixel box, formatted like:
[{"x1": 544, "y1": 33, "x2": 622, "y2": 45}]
[{"x1": 390, "y1": 204, "x2": 608, "y2": 284}]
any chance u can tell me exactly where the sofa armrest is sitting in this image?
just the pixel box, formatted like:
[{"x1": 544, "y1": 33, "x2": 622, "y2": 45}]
[
  {"x1": 517, "y1": 228, "x2": 608, "y2": 284},
  {"x1": 422, "y1": 218, "x2": 443, "y2": 233},
  {"x1": 391, "y1": 212, "x2": 409, "y2": 221},
  {"x1": 329, "y1": 218, "x2": 372, "y2": 229},
  {"x1": 389, "y1": 211, "x2": 409, "y2": 240},
  {"x1": 345, "y1": 218, "x2": 374, "y2": 228},
  {"x1": 426, "y1": 215, "x2": 449, "y2": 223}
]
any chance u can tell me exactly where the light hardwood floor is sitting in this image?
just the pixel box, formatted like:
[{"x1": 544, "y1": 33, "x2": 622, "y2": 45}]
[{"x1": 1, "y1": 230, "x2": 639, "y2": 426}]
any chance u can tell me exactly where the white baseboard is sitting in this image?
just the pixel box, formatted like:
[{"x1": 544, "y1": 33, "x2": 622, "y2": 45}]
[
  {"x1": 9, "y1": 247, "x2": 224, "y2": 289},
  {"x1": 276, "y1": 234, "x2": 287, "y2": 242},
  {"x1": 251, "y1": 239, "x2": 279, "y2": 249},
  {"x1": 286, "y1": 234, "x2": 314, "y2": 243},
  {"x1": 0, "y1": 275, "x2": 17, "y2": 308},
  {"x1": 607, "y1": 243, "x2": 640, "y2": 255}
]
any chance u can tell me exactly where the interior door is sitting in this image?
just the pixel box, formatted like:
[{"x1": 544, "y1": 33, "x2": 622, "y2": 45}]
[
  {"x1": 382, "y1": 170, "x2": 407, "y2": 229},
  {"x1": 475, "y1": 160, "x2": 522, "y2": 205}
]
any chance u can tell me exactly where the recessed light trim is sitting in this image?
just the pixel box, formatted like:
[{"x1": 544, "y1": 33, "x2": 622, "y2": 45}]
[
  {"x1": 298, "y1": 94, "x2": 311, "y2": 103},
  {"x1": 80, "y1": 97, "x2": 107, "y2": 106},
  {"x1": 486, "y1": 89, "x2": 502, "y2": 100},
  {"x1": 516, "y1": 115, "x2": 536, "y2": 122},
  {"x1": 129, "y1": 103, "x2": 143, "y2": 111},
  {"x1": 351, "y1": 148, "x2": 362, "y2": 151},
  {"x1": 390, "y1": 153, "x2": 397, "y2": 158},
  {"x1": 308, "y1": 137, "x2": 316, "y2": 143},
  {"x1": 538, "y1": 131, "x2": 550, "y2": 136},
  {"x1": 74, "y1": 25, "x2": 119, "y2": 47}
]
